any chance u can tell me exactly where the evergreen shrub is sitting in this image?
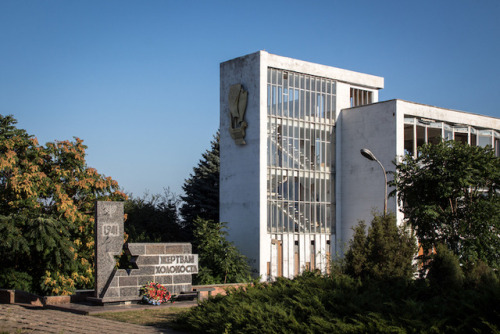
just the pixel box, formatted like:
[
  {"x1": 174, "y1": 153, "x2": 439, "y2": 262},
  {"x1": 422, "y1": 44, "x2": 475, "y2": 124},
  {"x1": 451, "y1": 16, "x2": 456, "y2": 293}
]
[
  {"x1": 427, "y1": 243, "x2": 464, "y2": 290},
  {"x1": 175, "y1": 271, "x2": 499, "y2": 333},
  {"x1": 345, "y1": 213, "x2": 417, "y2": 281}
]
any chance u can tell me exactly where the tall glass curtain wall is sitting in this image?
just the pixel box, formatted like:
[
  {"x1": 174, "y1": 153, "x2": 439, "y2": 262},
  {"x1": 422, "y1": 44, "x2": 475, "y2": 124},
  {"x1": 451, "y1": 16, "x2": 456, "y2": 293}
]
[{"x1": 267, "y1": 68, "x2": 336, "y2": 234}]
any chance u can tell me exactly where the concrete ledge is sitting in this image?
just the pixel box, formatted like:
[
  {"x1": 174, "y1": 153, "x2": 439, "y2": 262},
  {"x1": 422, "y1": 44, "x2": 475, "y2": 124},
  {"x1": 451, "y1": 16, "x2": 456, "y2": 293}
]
[
  {"x1": 45, "y1": 298, "x2": 198, "y2": 315},
  {"x1": 0, "y1": 289, "x2": 95, "y2": 305},
  {"x1": 87, "y1": 296, "x2": 142, "y2": 306},
  {"x1": 43, "y1": 296, "x2": 70, "y2": 305},
  {"x1": 70, "y1": 290, "x2": 94, "y2": 302},
  {"x1": 193, "y1": 283, "x2": 251, "y2": 299},
  {"x1": 0, "y1": 289, "x2": 15, "y2": 304}
]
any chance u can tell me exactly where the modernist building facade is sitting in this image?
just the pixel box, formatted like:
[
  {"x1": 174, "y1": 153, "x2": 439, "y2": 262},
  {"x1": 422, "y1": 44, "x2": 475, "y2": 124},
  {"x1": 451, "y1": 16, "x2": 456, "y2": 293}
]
[{"x1": 220, "y1": 51, "x2": 500, "y2": 280}]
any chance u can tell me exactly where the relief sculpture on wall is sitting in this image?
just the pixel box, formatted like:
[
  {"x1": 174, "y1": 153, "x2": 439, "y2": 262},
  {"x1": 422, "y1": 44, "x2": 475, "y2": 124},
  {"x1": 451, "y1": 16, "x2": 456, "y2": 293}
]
[{"x1": 228, "y1": 83, "x2": 248, "y2": 145}]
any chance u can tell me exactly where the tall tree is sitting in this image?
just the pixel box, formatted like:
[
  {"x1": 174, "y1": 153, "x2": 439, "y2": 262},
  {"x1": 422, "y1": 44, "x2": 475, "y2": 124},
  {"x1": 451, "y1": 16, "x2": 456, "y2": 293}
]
[
  {"x1": 344, "y1": 213, "x2": 417, "y2": 281},
  {"x1": 125, "y1": 189, "x2": 187, "y2": 242},
  {"x1": 192, "y1": 217, "x2": 251, "y2": 284},
  {"x1": 391, "y1": 141, "x2": 500, "y2": 268},
  {"x1": 180, "y1": 132, "x2": 219, "y2": 235},
  {"x1": 0, "y1": 115, "x2": 126, "y2": 295}
]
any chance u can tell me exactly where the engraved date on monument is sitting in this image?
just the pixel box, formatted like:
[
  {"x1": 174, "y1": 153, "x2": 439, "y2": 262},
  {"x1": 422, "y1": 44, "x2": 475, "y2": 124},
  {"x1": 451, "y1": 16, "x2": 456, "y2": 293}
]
[{"x1": 102, "y1": 223, "x2": 119, "y2": 237}]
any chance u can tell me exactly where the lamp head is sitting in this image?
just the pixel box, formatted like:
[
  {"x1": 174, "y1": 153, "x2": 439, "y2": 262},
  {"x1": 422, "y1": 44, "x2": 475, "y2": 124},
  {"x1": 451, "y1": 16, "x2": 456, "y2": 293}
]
[{"x1": 360, "y1": 148, "x2": 376, "y2": 161}]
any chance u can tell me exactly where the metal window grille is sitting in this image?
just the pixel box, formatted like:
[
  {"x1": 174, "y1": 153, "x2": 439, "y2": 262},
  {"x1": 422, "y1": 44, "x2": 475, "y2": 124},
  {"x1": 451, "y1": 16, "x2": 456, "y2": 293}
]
[
  {"x1": 267, "y1": 68, "x2": 336, "y2": 234},
  {"x1": 350, "y1": 88, "x2": 373, "y2": 107}
]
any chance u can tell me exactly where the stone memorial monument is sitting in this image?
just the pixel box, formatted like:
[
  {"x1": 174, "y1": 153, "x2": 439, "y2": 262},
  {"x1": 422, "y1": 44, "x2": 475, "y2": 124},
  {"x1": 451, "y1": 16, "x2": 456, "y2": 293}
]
[{"x1": 91, "y1": 201, "x2": 198, "y2": 304}]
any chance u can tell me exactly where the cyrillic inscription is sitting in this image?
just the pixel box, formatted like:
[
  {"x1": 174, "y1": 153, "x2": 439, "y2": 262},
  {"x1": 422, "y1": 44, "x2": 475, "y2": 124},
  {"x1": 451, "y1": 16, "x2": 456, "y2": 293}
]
[{"x1": 155, "y1": 254, "x2": 199, "y2": 275}]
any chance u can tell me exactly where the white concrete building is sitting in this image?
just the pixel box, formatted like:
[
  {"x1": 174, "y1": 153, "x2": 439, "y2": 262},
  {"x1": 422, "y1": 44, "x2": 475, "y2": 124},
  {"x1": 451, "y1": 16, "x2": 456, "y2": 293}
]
[{"x1": 220, "y1": 51, "x2": 500, "y2": 280}]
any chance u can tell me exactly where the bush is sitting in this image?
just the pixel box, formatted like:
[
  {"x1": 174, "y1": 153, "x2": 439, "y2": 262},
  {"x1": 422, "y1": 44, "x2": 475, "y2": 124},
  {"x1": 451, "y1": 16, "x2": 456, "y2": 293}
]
[
  {"x1": 193, "y1": 218, "x2": 251, "y2": 284},
  {"x1": 125, "y1": 190, "x2": 187, "y2": 243},
  {"x1": 174, "y1": 271, "x2": 499, "y2": 333},
  {"x1": 0, "y1": 268, "x2": 33, "y2": 292},
  {"x1": 464, "y1": 260, "x2": 499, "y2": 289},
  {"x1": 345, "y1": 213, "x2": 417, "y2": 281},
  {"x1": 427, "y1": 244, "x2": 464, "y2": 290}
]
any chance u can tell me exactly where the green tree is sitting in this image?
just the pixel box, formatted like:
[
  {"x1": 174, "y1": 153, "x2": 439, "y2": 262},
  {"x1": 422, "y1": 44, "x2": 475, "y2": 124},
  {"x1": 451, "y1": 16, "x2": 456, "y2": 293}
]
[
  {"x1": 0, "y1": 115, "x2": 126, "y2": 295},
  {"x1": 345, "y1": 213, "x2": 417, "y2": 281},
  {"x1": 124, "y1": 189, "x2": 187, "y2": 242},
  {"x1": 192, "y1": 217, "x2": 251, "y2": 284},
  {"x1": 391, "y1": 141, "x2": 500, "y2": 268},
  {"x1": 180, "y1": 132, "x2": 219, "y2": 237},
  {"x1": 427, "y1": 243, "x2": 464, "y2": 291},
  {"x1": 344, "y1": 221, "x2": 367, "y2": 277}
]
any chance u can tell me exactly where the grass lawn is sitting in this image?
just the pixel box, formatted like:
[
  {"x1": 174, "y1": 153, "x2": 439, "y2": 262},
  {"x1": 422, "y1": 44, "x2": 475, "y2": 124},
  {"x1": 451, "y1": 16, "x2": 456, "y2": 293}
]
[{"x1": 92, "y1": 307, "x2": 189, "y2": 331}]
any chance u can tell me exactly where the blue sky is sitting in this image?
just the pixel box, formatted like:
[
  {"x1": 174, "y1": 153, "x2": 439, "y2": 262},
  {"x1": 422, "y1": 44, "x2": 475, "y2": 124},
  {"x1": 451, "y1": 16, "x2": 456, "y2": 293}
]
[{"x1": 1, "y1": 0, "x2": 499, "y2": 197}]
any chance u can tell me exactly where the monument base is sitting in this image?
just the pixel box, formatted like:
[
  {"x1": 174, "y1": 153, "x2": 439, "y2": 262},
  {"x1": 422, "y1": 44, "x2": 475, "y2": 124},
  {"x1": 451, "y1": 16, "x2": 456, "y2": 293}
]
[
  {"x1": 93, "y1": 202, "x2": 198, "y2": 302},
  {"x1": 87, "y1": 296, "x2": 142, "y2": 306}
]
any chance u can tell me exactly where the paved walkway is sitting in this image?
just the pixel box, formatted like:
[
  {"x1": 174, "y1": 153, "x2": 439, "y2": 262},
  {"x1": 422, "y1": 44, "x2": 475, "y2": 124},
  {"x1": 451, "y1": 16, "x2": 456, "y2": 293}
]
[{"x1": 0, "y1": 304, "x2": 187, "y2": 333}]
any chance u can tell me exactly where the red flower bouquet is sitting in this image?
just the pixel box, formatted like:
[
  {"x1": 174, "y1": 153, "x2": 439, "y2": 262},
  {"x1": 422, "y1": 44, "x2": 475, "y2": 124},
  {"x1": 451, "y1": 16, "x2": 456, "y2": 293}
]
[{"x1": 140, "y1": 281, "x2": 171, "y2": 305}]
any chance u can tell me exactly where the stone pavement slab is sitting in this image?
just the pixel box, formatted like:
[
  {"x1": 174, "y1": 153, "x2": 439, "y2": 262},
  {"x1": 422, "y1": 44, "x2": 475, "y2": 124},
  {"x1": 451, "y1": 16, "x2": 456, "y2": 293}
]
[
  {"x1": 45, "y1": 299, "x2": 198, "y2": 315},
  {"x1": 0, "y1": 304, "x2": 186, "y2": 333}
]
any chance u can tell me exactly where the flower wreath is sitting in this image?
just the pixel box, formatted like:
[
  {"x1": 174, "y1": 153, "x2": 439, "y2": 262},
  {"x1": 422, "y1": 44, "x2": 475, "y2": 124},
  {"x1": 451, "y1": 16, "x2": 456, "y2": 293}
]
[{"x1": 140, "y1": 281, "x2": 171, "y2": 305}]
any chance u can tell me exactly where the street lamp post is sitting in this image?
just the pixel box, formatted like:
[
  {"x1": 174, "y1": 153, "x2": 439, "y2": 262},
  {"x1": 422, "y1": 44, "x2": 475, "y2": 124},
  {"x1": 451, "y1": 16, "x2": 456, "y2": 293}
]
[{"x1": 360, "y1": 148, "x2": 387, "y2": 216}]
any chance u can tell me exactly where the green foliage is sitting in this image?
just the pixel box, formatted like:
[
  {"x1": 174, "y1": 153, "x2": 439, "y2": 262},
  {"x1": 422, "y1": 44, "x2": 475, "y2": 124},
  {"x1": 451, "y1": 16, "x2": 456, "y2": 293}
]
[
  {"x1": 180, "y1": 132, "x2": 219, "y2": 237},
  {"x1": 464, "y1": 260, "x2": 499, "y2": 288},
  {"x1": 0, "y1": 268, "x2": 33, "y2": 292},
  {"x1": 124, "y1": 189, "x2": 187, "y2": 242},
  {"x1": 175, "y1": 271, "x2": 500, "y2": 333},
  {"x1": 0, "y1": 114, "x2": 126, "y2": 295},
  {"x1": 391, "y1": 140, "x2": 500, "y2": 268},
  {"x1": 179, "y1": 132, "x2": 250, "y2": 284},
  {"x1": 344, "y1": 221, "x2": 367, "y2": 277},
  {"x1": 193, "y1": 217, "x2": 251, "y2": 284},
  {"x1": 427, "y1": 244, "x2": 464, "y2": 290},
  {"x1": 345, "y1": 213, "x2": 417, "y2": 281}
]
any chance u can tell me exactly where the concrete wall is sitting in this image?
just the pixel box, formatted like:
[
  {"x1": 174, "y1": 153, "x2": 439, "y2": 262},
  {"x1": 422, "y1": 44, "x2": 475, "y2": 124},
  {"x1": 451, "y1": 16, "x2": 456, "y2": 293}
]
[
  {"x1": 220, "y1": 51, "x2": 264, "y2": 277},
  {"x1": 103, "y1": 243, "x2": 195, "y2": 301},
  {"x1": 263, "y1": 52, "x2": 384, "y2": 92},
  {"x1": 334, "y1": 81, "x2": 381, "y2": 252},
  {"x1": 339, "y1": 101, "x2": 398, "y2": 251},
  {"x1": 395, "y1": 99, "x2": 500, "y2": 129}
]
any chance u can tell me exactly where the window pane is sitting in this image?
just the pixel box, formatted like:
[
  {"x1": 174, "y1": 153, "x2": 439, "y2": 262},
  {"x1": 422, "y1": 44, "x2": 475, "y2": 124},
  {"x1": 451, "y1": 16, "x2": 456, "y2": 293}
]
[
  {"x1": 404, "y1": 124, "x2": 414, "y2": 156},
  {"x1": 478, "y1": 135, "x2": 491, "y2": 147},
  {"x1": 416, "y1": 125, "x2": 425, "y2": 148},
  {"x1": 455, "y1": 132, "x2": 468, "y2": 145},
  {"x1": 427, "y1": 127, "x2": 441, "y2": 145}
]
